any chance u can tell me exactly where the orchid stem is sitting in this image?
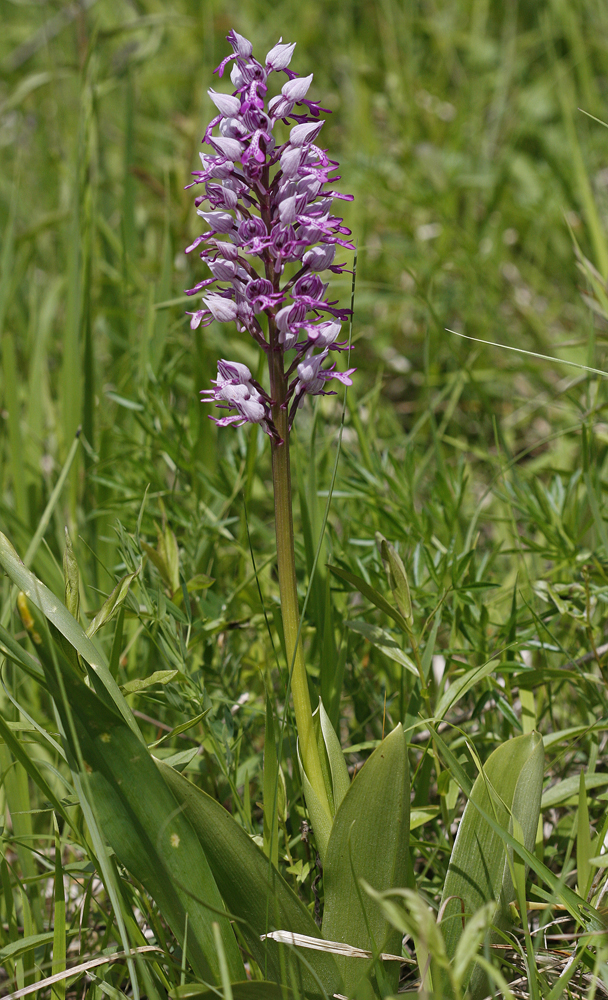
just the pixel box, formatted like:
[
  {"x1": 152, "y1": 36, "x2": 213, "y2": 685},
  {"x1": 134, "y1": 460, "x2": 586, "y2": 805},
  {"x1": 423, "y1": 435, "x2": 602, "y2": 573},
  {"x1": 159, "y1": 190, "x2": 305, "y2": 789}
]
[{"x1": 268, "y1": 321, "x2": 332, "y2": 822}]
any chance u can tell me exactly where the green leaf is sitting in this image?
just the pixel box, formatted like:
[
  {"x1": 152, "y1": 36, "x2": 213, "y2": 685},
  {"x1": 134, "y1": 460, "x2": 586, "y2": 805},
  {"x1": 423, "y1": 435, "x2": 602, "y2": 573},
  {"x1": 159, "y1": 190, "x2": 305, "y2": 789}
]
[
  {"x1": 52, "y1": 817, "x2": 66, "y2": 1000},
  {"x1": 440, "y1": 732, "x2": 544, "y2": 998},
  {"x1": 541, "y1": 772, "x2": 608, "y2": 808},
  {"x1": 157, "y1": 760, "x2": 341, "y2": 1000},
  {"x1": 328, "y1": 564, "x2": 409, "y2": 632},
  {"x1": 0, "y1": 532, "x2": 140, "y2": 739},
  {"x1": 298, "y1": 738, "x2": 333, "y2": 862},
  {"x1": 46, "y1": 670, "x2": 244, "y2": 986},
  {"x1": 149, "y1": 711, "x2": 207, "y2": 748},
  {"x1": 153, "y1": 746, "x2": 200, "y2": 770},
  {"x1": 410, "y1": 807, "x2": 440, "y2": 831},
  {"x1": 345, "y1": 621, "x2": 418, "y2": 674},
  {"x1": 299, "y1": 700, "x2": 351, "y2": 864},
  {"x1": 451, "y1": 901, "x2": 495, "y2": 991},
  {"x1": 86, "y1": 570, "x2": 138, "y2": 638},
  {"x1": 0, "y1": 712, "x2": 70, "y2": 825},
  {"x1": 322, "y1": 723, "x2": 410, "y2": 998},
  {"x1": 317, "y1": 699, "x2": 350, "y2": 815},
  {"x1": 0, "y1": 930, "x2": 78, "y2": 963},
  {"x1": 142, "y1": 525, "x2": 180, "y2": 595},
  {"x1": 428, "y1": 727, "x2": 473, "y2": 797},
  {"x1": 434, "y1": 658, "x2": 500, "y2": 720},
  {"x1": 263, "y1": 695, "x2": 279, "y2": 867},
  {"x1": 170, "y1": 984, "x2": 293, "y2": 1000},
  {"x1": 0, "y1": 623, "x2": 45, "y2": 682},
  {"x1": 577, "y1": 772, "x2": 592, "y2": 897},
  {"x1": 361, "y1": 885, "x2": 448, "y2": 996},
  {"x1": 121, "y1": 669, "x2": 183, "y2": 694}
]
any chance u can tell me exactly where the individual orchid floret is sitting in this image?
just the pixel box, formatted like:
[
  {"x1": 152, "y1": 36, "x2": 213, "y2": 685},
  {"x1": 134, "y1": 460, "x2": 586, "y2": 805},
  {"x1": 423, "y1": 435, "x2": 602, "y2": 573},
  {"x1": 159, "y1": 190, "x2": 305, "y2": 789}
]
[
  {"x1": 265, "y1": 38, "x2": 296, "y2": 72},
  {"x1": 201, "y1": 358, "x2": 279, "y2": 440},
  {"x1": 186, "y1": 30, "x2": 355, "y2": 434}
]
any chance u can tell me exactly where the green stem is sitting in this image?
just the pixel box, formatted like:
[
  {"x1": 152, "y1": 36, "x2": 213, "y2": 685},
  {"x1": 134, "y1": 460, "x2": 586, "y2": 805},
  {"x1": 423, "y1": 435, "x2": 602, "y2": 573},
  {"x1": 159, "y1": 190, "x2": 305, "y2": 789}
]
[{"x1": 267, "y1": 320, "x2": 331, "y2": 822}]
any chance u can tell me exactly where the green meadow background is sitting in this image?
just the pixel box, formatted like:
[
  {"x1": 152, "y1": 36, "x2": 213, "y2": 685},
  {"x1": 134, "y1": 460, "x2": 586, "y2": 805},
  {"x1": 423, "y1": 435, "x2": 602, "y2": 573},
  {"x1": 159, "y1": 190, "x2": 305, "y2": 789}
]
[{"x1": 2, "y1": 0, "x2": 608, "y2": 995}]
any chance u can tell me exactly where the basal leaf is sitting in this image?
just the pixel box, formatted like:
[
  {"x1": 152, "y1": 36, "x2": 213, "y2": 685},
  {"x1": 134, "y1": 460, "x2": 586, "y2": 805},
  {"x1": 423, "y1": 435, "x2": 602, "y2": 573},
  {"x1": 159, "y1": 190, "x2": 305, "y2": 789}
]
[
  {"x1": 440, "y1": 732, "x2": 544, "y2": 998},
  {"x1": 322, "y1": 723, "x2": 410, "y2": 998},
  {"x1": 157, "y1": 760, "x2": 341, "y2": 1000},
  {"x1": 45, "y1": 669, "x2": 244, "y2": 986}
]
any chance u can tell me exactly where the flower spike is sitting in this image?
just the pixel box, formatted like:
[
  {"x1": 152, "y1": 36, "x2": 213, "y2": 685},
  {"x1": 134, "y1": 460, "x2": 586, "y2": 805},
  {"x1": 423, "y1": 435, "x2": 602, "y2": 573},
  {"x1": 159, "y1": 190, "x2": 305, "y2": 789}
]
[{"x1": 187, "y1": 30, "x2": 355, "y2": 432}]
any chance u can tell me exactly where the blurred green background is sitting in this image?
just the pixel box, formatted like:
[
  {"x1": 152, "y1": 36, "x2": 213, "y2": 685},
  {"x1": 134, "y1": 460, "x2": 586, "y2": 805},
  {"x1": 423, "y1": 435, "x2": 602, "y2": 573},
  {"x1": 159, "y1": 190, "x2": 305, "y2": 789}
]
[{"x1": 2, "y1": 0, "x2": 608, "y2": 534}]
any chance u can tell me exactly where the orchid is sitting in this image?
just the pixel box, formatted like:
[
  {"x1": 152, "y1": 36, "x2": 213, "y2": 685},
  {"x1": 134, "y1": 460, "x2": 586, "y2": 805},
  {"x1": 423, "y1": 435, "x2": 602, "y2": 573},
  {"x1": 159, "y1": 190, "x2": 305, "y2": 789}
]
[{"x1": 185, "y1": 29, "x2": 356, "y2": 827}]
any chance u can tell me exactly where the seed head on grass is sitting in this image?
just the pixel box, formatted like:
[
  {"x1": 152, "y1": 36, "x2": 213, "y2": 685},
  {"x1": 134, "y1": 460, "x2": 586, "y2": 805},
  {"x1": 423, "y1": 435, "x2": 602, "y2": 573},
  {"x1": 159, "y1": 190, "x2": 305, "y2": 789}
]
[{"x1": 185, "y1": 29, "x2": 356, "y2": 439}]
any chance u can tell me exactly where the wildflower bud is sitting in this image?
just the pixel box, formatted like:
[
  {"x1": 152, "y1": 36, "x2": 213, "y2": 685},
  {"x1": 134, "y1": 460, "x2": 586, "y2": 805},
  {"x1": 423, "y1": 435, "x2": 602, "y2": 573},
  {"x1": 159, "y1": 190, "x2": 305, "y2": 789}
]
[
  {"x1": 228, "y1": 30, "x2": 253, "y2": 58},
  {"x1": 265, "y1": 39, "x2": 296, "y2": 71},
  {"x1": 376, "y1": 533, "x2": 413, "y2": 627},
  {"x1": 217, "y1": 359, "x2": 253, "y2": 383},
  {"x1": 208, "y1": 89, "x2": 241, "y2": 118},
  {"x1": 197, "y1": 209, "x2": 235, "y2": 233},
  {"x1": 203, "y1": 294, "x2": 239, "y2": 323},
  {"x1": 208, "y1": 135, "x2": 244, "y2": 160},
  {"x1": 302, "y1": 244, "x2": 336, "y2": 271},
  {"x1": 289, "y1": 121, "x2": 325, "y2": 146},
  {"x1": 281, "y1": 74, "x2": 313, "y2": 102}
]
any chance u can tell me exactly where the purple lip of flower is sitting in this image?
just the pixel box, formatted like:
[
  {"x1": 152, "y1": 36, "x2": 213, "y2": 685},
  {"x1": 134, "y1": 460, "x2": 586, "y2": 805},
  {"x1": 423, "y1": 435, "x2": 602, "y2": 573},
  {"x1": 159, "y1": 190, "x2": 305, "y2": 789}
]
[{"x1": 187, "y1": 30, "x2": 356, "y2": 435}]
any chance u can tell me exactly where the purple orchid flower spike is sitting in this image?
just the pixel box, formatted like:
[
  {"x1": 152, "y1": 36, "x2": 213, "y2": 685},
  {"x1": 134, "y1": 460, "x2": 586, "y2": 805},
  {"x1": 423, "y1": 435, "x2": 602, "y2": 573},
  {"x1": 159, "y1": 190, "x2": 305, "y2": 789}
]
[{"x1": 185, "y1": 29, "x2": 355, "y2": 438}]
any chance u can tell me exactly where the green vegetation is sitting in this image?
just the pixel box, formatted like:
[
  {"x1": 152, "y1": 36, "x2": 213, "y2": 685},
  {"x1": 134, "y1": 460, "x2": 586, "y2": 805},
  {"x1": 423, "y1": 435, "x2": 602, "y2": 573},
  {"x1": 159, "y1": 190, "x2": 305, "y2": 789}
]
[{"x1": 2, "y1": 1, "x2": 608, "y2": 997}]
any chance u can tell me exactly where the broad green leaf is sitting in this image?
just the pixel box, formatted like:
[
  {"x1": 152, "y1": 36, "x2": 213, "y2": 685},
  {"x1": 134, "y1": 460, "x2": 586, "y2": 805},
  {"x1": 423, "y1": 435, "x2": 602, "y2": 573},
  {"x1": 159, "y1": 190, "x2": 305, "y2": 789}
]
[
  {"x1": 45, "y1": 669, "x2": 244, "y2": 986},
  {"x1": 328, "y1": 564, "x2": 409, "y2": 632},
  {"x1": 345, "y1": 621, "x2": 418, "y2": 674},
  {"x1": 322, "y1": 724, "x2": 410, "y2": 998},
  {"x1": 0, "y1": 532, "x2": 140, "y2": 739},
  {"x1": 157, "y1": 760, "x2": 341, "y2": 1000},
  {"x1": 86, "y1": 570, "x2": 138, "y2": 637},
  {"x1": 440, "y1": 732, "x2": 544, "y2": 998}
]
